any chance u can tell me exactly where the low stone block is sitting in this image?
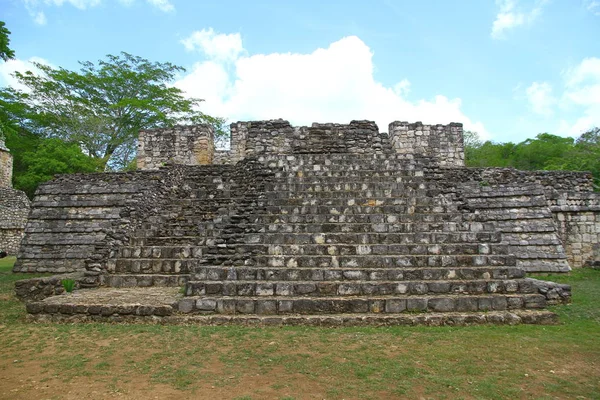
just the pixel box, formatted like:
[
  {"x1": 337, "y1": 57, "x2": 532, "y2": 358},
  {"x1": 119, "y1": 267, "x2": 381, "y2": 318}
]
[
  {"x1": 256, "y1": 300, "x2": 277, "y2": 315},
  {"x1": 507, "y1": 297, "x2": 524, "y2": 309},
  {"x1": 428, "y1": 298, "x2": 455, "y2": 312},
  {"x1": 87, "y1": 305, "x2": 102, "y2": 315},
  {"x1": 256, "y1": 283, "x2": 274, "y2": 296},
  {"x1": 197, "y1": 298, "x2": 217, "y2": 311},
  {"x1": 455, "y1": 297, "x2": 478, "y2": 312},
  {"x1": 410, "y1": 282, "x2": 428, "y2": 295},
  {"x1": 524, "y1": 295, "x2": 546, "y2": 309},
  {"x1": 492, "y1": 297, "x2": 508, "y2": 310},
  {"x1": 216, "y1": 299, "x2": 235, "y2": 314},
  {"x1": 406, "y1": 298, "x2": 427, "y2": 311},
  {"x1": 385, "y1": 299, "x2": 407, "y2": 313},
  {"x1": 338, "y1": 283, "x2": 361, "y2": 295},
  {"x1": 236, "y1": 300, "x2": 255, "y2": 314},
  {"x1": 26, "y1": 302, "x2": 44, "y2": 314},
  {"x1": 278, "y1": 300, "x2": 293, "y2": 313},
  {"x1": 178, "y1": 298, "x2": 195, "y2": 313},
  {"x1": 295, "y1": 283, "x2": 317, "y2": 295},
  {"x1": 478, "y1": 297, "x2": 492, "y2": 311},
  {"x1": 428, "y1": 282, "x2": 451, "y2": 293}
]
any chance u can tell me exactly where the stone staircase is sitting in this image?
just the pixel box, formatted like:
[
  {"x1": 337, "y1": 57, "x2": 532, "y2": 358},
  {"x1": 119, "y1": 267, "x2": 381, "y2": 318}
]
[
  {"x1": 170, "y1": 154, "x2": 550, "y2": 321},
  {"x1": 16, "y1": 120, "x2": 579, "y2": 325},
  {"x1": 22, "y1": 154, "x2": 570, "y2": 326}
]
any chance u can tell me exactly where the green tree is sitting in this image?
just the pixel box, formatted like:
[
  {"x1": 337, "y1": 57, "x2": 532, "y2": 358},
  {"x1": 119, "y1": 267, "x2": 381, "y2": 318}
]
[
  {"x1": 0, "y1": 21, "x2": 15, "y2": 61},
  {"x1": 512, "y1": 133, "x2": 574, "y2": 171},
  {"x1": 1, "y1": 52, "x2": 225, "y2": 170},
  {"x1": 5, "y1": 130, "x2": 100, "y2": 198},
  {"x1": 465, "y1": 128, "x2": 599, "y2": 189},
  {"x1": 545, "y1": 127, "x2": 600, "y2": 188}
]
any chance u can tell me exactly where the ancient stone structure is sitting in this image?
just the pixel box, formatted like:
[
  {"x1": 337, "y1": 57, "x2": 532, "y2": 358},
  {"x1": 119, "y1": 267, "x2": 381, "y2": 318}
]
[
  {"x1": 15, "y1": 119, "x2": 598, "y2": 325},
  {"x1": 0, "y1": 138, "x2": 30, "y2": 255}
]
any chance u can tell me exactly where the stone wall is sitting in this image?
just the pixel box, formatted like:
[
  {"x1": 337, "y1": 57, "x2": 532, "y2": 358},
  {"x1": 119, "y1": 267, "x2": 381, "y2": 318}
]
[
  {"x1": 389, "y1": 122, "x2": 464, "y2": 167},
  {"x1": 549, "y1": 192, "x2": 600, "y2": 267},
  {"x1": 0, "y1": 139, "x2": 30, "y2": 255},
  {"x1": 219, "y1": 120, "x2": 463, "y2": 165},
  {"x1": 0, "y1": 138, "x2": 13, "y2": 188},
  {"x1": 0, "y1": 187, "x2": 30, "y2": 254},
  {"x1": 13, "y1": 169, "x2": 177, "y2": 273},
  {"x1": 138, "y1": 124, "x2": 214, "y2": 170},
  {"x1": 14, "y1": 120, "x2": 600, "y2": 274},
  {"x1": 430, "y1": 167, "x2": 599, "y2": 269},
  {"x1": 14, "y1": 159, "x2": 275, "y2": 276}
]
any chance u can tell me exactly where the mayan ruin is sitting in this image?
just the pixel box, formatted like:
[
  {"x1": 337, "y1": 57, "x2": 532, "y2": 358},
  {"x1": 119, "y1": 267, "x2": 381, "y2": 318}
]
[
  {"x1": 0, "y1": 137, "x2": 30, "y2": 255},
  {"x1": 10, "y1": 119, "x2": 599, "y2": 325}
]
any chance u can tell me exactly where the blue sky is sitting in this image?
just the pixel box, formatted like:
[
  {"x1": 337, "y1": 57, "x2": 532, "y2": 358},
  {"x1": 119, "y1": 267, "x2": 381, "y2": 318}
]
[{"x1": 1, "y1": 0, "x2": 599, "y2": 143}]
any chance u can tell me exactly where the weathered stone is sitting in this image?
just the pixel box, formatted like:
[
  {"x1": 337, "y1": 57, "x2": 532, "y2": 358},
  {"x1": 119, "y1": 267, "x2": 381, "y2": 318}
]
[
  {"x1": 385, "y1": 299, "x2": 406, "y2": 313},
  {"x1": 13, "y1": 118, "x2": 595, "y2": 327}
]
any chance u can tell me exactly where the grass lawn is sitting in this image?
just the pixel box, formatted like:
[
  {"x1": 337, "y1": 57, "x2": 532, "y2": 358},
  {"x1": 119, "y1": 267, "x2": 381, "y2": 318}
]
[{"x1": 0, "y1": 256, "x2": 598, "y2": 400}]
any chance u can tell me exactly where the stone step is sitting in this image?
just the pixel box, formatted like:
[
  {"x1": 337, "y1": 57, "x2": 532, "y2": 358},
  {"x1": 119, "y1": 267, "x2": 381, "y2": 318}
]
[
  {"x1": 473, "y1": 208, "x2": 554, "y2": 221},
  {"x1": 253, "y1": 232, "x2": 503, "y2": 245},
  {"x1": 114, "y1": 246, "x2": 203, "y2": 259},
  {"x1": 274, "y1": 173, "x2": 426, "y2": 182},
  {"x1": 135, "y1": 237, "x2": 210, "y2": 246},
  {"x1": 270, "y1": 164, "x2": 427, "y2": 173},
  {"x1": 255, "y1": 222, "x2": 487, "y2": 234},
  {"x1": 256, "y1": 204, "x2": 456, "y2": 214},
  {"x1": 249, "y1": 254, "x2": 516, "y2": 268},
  {"x1": 247, "y1": 243, "x2": 505, "y2": 256},
  {"x1": 137, "y1": 220, "x2": 484, "y2": 234},
  {"x1": 260, "y1": 197, "x2": 456, "y2": 207},
  {"x1": 27, "y1": 309, "x2": 560, "y2": 326},
  {"x1": 103, "y1": 274, "x2": 191, "y2": 287},
  {"x1": 183, "y1": 278, "x2": 535, "y2": 297},
  {"x1": 110, "y1": 259, "x2": 198, "y2": 274},
  {"x1": 180, "y1": 293, "x2": 547, "y2": 315},
  {"x1": 252, "y1": 213, "x2": 473, "y2": 224},
  {"x1": 24, "y1": 287, "x2": 556, "y2": 325},
  {"x1": 264, "y1": 179, "x2": 428, "y2": 188},
  {"x1": 261, "y1": 186, "x2": 432, "y2": 195},
  {"x1": 516, "y1": 259, "x2": 571, "y2": 273},
  {"x1": 191, "y1": 265, "x2": 526, "y2": 282}
]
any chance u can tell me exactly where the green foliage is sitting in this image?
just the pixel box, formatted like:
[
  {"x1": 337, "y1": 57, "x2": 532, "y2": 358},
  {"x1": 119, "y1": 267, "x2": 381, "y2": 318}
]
[
  {"x1": 1, "y1": 52, "x2": 225, "y2": 170},
  {"x1": 465, "y1": 128, "x2": 600, "y2": 188},
  {"x1": 5, "y1": 129, "x2": 100, "y2": 197},
  {"x1": 61, "y1": 279, "x2": 76, "y2": 293},
  {"x1": 0, "y1": 21, "x2": 15, "y2": 61}
]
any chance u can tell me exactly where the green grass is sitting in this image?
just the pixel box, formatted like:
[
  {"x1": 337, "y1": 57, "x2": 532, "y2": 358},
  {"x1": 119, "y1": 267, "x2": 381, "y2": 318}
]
[{"x1": 1, "y1": 258, "x2": 599, "y2": 399}]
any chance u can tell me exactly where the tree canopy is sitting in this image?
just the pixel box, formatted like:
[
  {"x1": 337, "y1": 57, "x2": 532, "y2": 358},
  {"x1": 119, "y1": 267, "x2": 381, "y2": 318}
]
[
  {"x1": 1, "y1": 52, "x2": 225, "y2": 170},
  {"x1": 4, "y1": 130, "x2": 100, "y2": 198},
  {"x1": 0, "y1": 21, "x2": 15, "y2": 61},
  {"x1": 465, "y1": 128, "x2": 600, "y2": 189}
]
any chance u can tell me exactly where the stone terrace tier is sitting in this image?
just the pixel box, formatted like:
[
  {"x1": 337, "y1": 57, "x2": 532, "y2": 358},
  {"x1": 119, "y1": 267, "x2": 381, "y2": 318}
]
[{"x1": 15, "y1": 119, "x2": 597, "y2": 325}]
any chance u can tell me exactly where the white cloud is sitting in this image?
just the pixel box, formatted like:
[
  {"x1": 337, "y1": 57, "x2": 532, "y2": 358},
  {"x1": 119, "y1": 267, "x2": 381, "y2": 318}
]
[
  {"x1": 558, "y1": 57, "x2": 600, "y2": 135},
  {"x1": 585, "y1": 0, "x2": 600, "y2": 16},
  {"x1": 175, "y1": 32, "x2": 491, "y2": 139},
  {"x1": 33, "y1": 11, "x2": 47, "y2": 25},
  {"x1": 0, "y1": 57, "x2": 52, "y2": 92},
  {"x1": 393, "y1": 79, "x2": 411, "y2": 97},
  {"x1": 146, "y1": 0, "x2": 174, "y2": 13},
  {"x1": 491, "y1": 0, "x2": 547, "y2": 39},
  {"x1": 20, "y1": 0, "x2": 174, "y2": 24},
  {"x1": 181, "y1": 29, "x2": 243, "y2": 62},
  {"x1": 526, "y1": 81, "x2": 556, "y2": 115},
  {"x1": 38, "y1": 0, "x2": 102, "y2": 9}
]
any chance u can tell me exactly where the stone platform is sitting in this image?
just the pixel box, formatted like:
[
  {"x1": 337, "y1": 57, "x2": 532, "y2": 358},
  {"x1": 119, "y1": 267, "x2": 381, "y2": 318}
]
[
  {"x1": 25, "y1": 287, "x2": 559, "y2": 326},
  {"x1": 14, "y1": 119, "x2": 595, "y2": 326}
]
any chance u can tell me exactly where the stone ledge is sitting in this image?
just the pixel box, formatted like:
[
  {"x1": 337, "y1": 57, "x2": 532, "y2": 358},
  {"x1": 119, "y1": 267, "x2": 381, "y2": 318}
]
[{"x1": 26, "y1": 310, "x2": 559, "y2": 326}]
